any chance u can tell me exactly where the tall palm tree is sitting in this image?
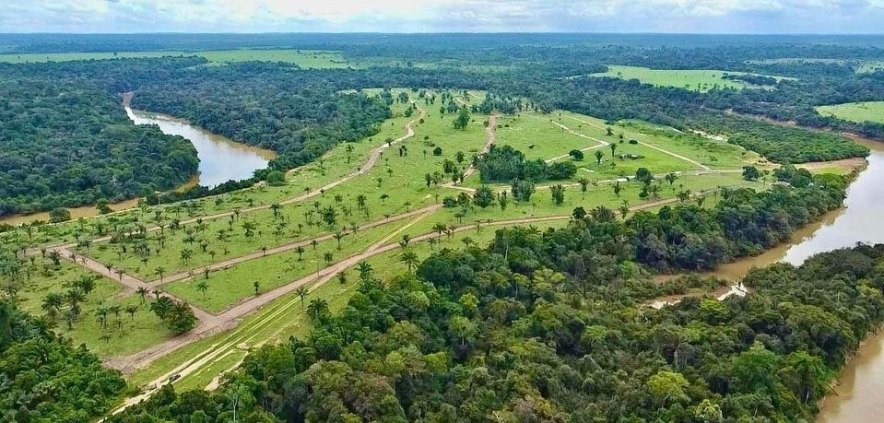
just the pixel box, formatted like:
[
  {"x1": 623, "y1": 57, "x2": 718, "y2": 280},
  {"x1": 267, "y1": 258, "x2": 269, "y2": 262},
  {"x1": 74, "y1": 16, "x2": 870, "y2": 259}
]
[
  {"x1": 294, "y1": 286, "x2": 309, "y2": 309},
  {"x1": 41, "y1": 293, "x2": 64, "y2": 320},
  {"x1": 356, "y1": 262, "x2": 373, "y2": 283},
  {"x1": 400, "y1": 251, "x2": 419, "y2": 272},
  {"x1": 307, "y1": 298, "x2": 329, "y2": 322},
  {"x1": 154, "y1": 266, "x2": 166, "y2": 283},
  {"x1": 197, "y1": 280, "x2": 209, "y2": 298},
  {"x1": 136, "y1": 287, "x2": 149, "y2": 304}
]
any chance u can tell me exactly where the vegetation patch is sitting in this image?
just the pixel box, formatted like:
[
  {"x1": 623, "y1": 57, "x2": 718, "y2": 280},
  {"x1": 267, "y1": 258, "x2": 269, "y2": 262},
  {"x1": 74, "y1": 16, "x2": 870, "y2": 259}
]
[
  {"x1": 817, "y1": 101, "x2": 884, "y2": 124},
  {"x1": 592, "y1": 65, "x2": 786, "y2": 92}
]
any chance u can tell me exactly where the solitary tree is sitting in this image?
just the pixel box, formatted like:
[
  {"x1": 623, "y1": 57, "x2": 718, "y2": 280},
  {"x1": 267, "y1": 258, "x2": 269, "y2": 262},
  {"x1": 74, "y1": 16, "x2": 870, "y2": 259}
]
[
  {"x1": 550, "y1": 185, "x2": 566, "y2": 205},
  {"x1": 294, "y1": 286, "x2": 309, "y2": 309}
]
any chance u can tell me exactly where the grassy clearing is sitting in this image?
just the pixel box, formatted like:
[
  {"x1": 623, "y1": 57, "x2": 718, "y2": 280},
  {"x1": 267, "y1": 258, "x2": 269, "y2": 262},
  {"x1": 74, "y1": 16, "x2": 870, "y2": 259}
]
[
  {"x1": 494, "y1": 115, "x2": 592, "y2": 160},
  {"x1": 163, "y1": 219, "x2": 410, "y2": 313},
  {"x1": 127, "y1": 266, "x2": 360, "y2": 389},
  {"x1": 10, "y1": 260, "x2": 173, "y2": 358},
  {"x1": 817, "y1": 101, "x2": 884, "y2": 124},
  {"x1": 0, "y1": 49, "x2": 351, "y2": 68},
  {"x1": 592, "y1": 65, "x2": 786, "y2": 92}
]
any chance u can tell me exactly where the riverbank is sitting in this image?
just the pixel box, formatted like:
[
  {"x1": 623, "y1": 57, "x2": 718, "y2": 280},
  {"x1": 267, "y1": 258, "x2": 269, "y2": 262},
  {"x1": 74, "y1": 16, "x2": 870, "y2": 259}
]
[{"x1": 0, "y1": 98, "x2": 275, "y2": 226}]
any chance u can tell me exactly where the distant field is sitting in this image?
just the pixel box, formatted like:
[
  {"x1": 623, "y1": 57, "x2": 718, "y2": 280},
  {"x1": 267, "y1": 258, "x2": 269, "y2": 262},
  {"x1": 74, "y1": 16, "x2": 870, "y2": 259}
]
[
  {"x1": 0, "y1": 49, "x2": 351, "y2": 68},
  {"x1": 857, "y1": 61, "x2": 884, "y2": 73},
  {"x1": 746, "y1": 58, "x2": 884, "y2": 74},
  {"x1": 592, "y1": 65, "x2": 785, "y2": 92},
  {"x1": 817, "y1": 101, "x2": 884, "y2": 124}
]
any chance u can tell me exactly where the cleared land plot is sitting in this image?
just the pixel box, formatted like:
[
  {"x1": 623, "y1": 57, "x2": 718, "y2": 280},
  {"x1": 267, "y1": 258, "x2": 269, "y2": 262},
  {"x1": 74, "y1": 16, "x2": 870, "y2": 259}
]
[
  {"x1": 0, "y1": 49, "x2": 351, "y2": 68},
  {"x1": 817, "y1": 101, "x2": 884, "y2": 124},
  {"x1": 592, "y1": 65, "x2": 786, "y2": 92},
  {"x1": 11, "y1": 260, "x2": 173, "y2": 357},
  {"x1": 495, "y1": 115, "x2": 595, "y2": 160},
  {"x1": 163, "y1": 220, "x2": 411, "y2": 313}
]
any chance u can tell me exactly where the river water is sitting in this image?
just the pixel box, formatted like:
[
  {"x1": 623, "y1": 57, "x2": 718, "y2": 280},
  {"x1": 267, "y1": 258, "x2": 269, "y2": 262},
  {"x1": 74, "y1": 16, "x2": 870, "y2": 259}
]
[
  {"x1": 694, "y1": 138, "x2": 884, "y2": 422},
  {"x1": 126, "y1": 107, "x2": 275, "y2": 189},
  {"x1": 0, "y1": 109, "x2": 275, "y2": 226}
]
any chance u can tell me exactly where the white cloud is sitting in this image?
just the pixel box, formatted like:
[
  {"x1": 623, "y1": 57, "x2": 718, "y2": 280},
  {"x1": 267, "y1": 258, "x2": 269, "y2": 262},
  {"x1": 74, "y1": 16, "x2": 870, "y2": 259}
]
[{"x1": 1, "y1": 0, "x2": 882, "y2": 33}]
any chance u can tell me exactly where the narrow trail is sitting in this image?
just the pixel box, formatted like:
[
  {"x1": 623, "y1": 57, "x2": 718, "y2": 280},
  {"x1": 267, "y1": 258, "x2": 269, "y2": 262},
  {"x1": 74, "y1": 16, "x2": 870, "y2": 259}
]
[
  {"x1": 561, "y1": 115, "x2": 711, "y2": 171},
  {"x1": 544, "y1": 119, "x2": 609, "y2": 163},
  {"x1": 154, "y1": 203, "x2": 442, "y2": 286},
  {"x1": 462, "y1": 115, "x2": 498, "y2": 179},
  {"x1": 53, "y1": 247, "x2": 217, "y2": 325}
]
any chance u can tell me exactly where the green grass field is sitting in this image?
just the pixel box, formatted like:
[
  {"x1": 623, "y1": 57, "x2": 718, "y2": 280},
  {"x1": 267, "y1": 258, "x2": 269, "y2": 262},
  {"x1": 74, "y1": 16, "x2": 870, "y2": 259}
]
[
  {"x1": 592, "y1": 65, "x2": 786, "y2": 92},
  {"x1": 817, "y1": 101, "x2": 884, "y2": 124},
  {"x1": 11, "y1": 260, "x2": 173, "y2": 358},
  {"x1": 0, "y1": 49, "x2": 351, "y2": 69},
  {"x1": 163, "y1": 220, "x2": 408, "y2": 313}
]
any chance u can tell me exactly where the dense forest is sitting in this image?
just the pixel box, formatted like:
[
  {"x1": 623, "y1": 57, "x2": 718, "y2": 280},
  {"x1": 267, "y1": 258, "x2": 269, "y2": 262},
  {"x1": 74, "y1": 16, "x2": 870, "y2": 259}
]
[
  {"x1": 128, "y1": 62, "x2": 392, "y2": 171},
  {"x1": 102, "y1": 174, "x2": 865, "y2": 422},
  {"x1": 0, "y1": 70, "x2": 199, "y2": 216},
  {"x1": 0, "y1": 301, "x2": 127, "y2": 422}
]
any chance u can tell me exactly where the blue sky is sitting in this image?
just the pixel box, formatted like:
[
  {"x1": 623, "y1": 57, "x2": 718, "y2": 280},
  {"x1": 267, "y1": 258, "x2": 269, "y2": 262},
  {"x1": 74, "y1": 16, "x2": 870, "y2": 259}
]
[{"x1": 2, "y1": 0, "x2": 883, "y2": 33}]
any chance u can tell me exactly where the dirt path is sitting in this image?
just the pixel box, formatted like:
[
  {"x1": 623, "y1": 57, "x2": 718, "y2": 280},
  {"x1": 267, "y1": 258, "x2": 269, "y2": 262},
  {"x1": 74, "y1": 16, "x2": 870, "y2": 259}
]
[
  {"x1": 558, "y1": 115, "x2": 710, "y2": 171},
  {"x1": 54, "y1": 247, "x2": 217, "y2": 325},
  {"x1": 155, "y1": 203, "x2": 442, "y2": 286},
  {"x1": 461, "y1": 115, "x2": 497, "y2": 179},
  {"x1": 545, "y1": 119, "x2": 609, "y2": 163}
]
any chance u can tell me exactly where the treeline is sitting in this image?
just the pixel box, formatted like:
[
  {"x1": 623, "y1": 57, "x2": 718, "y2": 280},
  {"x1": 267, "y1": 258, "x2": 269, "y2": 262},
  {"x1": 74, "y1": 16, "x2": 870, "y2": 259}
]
[
  {"x1": 0, "y1": 71, "x2": 199, "y2": 216},
  {"x1": 522, "y1": 76, "x2": 871, "y2": 163},
  {"x1": 0, "y1": 301, "x2": 127, "y2": 422},
  {"x1": 106, "y1": 174, "x2": 862, "y2": 422},
  {"x1": 128, "y1": 62, "x2": 392, "y2": 171},
  {"x1": 476, "y1": 145, "x2": 577, "y2": 183}
]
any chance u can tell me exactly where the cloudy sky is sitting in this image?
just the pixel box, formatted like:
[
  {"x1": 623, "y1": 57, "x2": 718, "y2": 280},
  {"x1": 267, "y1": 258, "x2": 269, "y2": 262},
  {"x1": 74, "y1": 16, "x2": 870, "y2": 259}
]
[{"x1": 2, "y1": 0, "x2": 884, "y2": 33}]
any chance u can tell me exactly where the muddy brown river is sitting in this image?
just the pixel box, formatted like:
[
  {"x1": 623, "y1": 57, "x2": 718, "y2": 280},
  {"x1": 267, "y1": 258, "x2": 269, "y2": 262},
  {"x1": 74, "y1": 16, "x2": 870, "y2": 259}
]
[
  {"x1": 0, "y1": 109, "x2": 275, "y2": 225},
  {"x1": 126, "y1": 107, "x2": 275, "y2": 189},
  {"x1": 695, "y1": 138, "x2": 884, "y2": 422}
]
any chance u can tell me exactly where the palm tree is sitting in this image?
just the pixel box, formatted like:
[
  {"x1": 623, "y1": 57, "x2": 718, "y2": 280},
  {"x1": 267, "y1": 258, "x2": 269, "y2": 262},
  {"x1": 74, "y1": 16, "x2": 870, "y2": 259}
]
[
  {"x1": 96, "y1": 306, "x2": 109, "y2": 329},
  {"x1": 610, "y1": 142, "x2": 617, "y2": 158},
  {"x1": 433, "y1": 223, "x2": 447, "y2": 239},
  {"x1": 197, "y1": 280, "x2": 209, "y2": 298},
  {"x1": 125, "y1": 304, "x2": 138, "y2": 320},
  {"x1": 136, "y1": 286, "x2": 149, "y2": 304},
  {"x1": 333, "y1": 231, "x2": 345, "y2": 250},
  {"x1": 356, "y1": 262, "x2": 373, "y2": 283},
  {"x1": 41, "y1": 293, "x2": 64, "y2": 320},
  {"x1": 74, "y1": 276, "x2": 95, "y2": 296},
  {"x1": 594, "y1": 150, "x2": 604, "y2": 165},
  {"x1": 242, "y1": 221, "x2": 257, "y2": 237},
  {"x1": 399, "y1": 234, "x2": 411, "y2": 249},
  {"x1": 323, "y1": 252, "x2": 334, "y2": 267},
  {"x1": 619, "y1": 200, "x2": 630, "y2": 219},
  {"x1": 154, "y1": 266, "x2": 166, "y2": 283},
  {"x1": 307, "y1": 298, "x2": 329, "y2": 322},
  {"x1": 253, "y1": 281, "x2": 261, "y2": 296},
  {"x1": 295, "y1": 245, "x2": 305, "y2": 261},
  {"x1": 294, "y1": 286, "x2": 309, "y2": 309},
  {"x1": 337, "y1": 271, "x2": 348, "y2": 285},
  {"x1": 400, "y1": 250, "x2": 419, "y2": 272}
]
